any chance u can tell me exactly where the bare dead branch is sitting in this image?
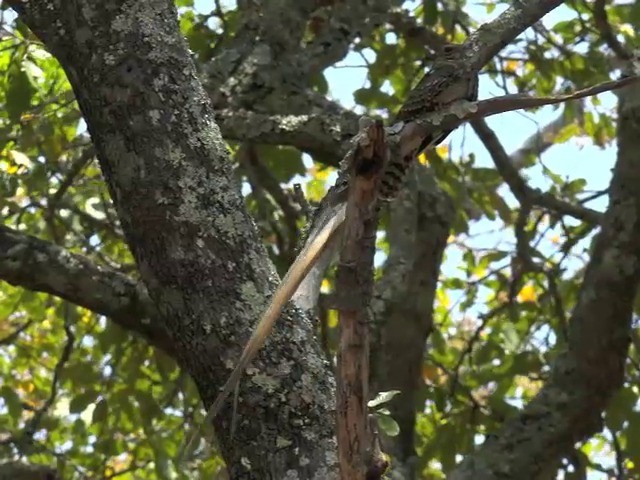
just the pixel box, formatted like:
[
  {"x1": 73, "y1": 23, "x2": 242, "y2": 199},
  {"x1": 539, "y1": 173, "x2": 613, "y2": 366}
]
[{"x1": 335, "y1": 117, "x2": 387, "y2": 479}]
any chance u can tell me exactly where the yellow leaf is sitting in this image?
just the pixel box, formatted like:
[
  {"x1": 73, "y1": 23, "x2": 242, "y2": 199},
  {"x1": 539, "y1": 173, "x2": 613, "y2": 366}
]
[
  {"x1": 306, "y1": 178, "x2": 326, "y2": 202},
  {"x1": 80, "y1": 309, "x2": 93, "y2": 324},
  {"x1": 321, "y1": 278, "x2": 331, "y2": 292},
  {"x1": 472, "y1": 264, "x2": 486, "y2": 279},
  {"x1": 422, "y1": 364, "x2": 439, "y2": 384},
  {"x1": 447, "y1": 234, "x2": 456, "y2": 244},
  {"x1": 422, "y1": 365, "x2": 448, "y2": 386},
  {"x1": 517, "y1": 283, "x2": 537, "y2": 303},
  {"x1": 21, "y1": 381, "x2": 35, "y2": 393},
  {"x1": 6, "y1": 164, "x2": 19, "y2": 175},
  {"x1": 436, "y1": 289, "x2": 450, "y2": 309},
  {"x1": 504, "y1": 60, "x2": 519, "y2": 73},
  {"x1": 435, "y1": 143, "x2": 449, "y2": 158},
  {"x1": 417, "y1": 151, "x2": 429, "y2": 165},
  {"x1": 327, "y1": 309, "x2": 338, "y2": 328},
  {"x1": 9, "y1": 150, "x2": 32, "y2": 168},
  {"x1": 311, "y1": 166, "x2": 332, "y2": 181},
  {"x1": 620, "y1": 24, "x2": 635, "y2": 37}
]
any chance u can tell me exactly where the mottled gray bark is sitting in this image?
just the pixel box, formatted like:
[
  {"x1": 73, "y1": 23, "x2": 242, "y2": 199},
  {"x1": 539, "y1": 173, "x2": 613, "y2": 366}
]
[
  {"x1": 0, "y1": 461, "x2": 59, "y2": 480},
  {"x1": 370, "y1": 166, "x2": 453, "y2": 478},
  {"x1": 216, "y1": 109, "x2": 358, "y2": 162},
  {"x1": 7, "y1": 1, "x2": 337, "y2": 478},
  {"x1": 0, "y1": 225, "x2": 164, "y2": 352}
]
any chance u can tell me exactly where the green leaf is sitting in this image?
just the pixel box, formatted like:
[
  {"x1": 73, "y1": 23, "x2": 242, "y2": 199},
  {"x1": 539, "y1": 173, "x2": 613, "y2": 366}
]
[
  {"x1": 69, "y1": 390, "x2": 98, "y2": 414},
  {"x1": 1, "y1": 386, "x2": 22, "y2": 420},
  {"x1": 257, "y1": 145, "x2": 306, "y2": 183},
  {"x1": 92, "y1": 398, "x2": 108, "y2": 425},
  {"x1": 501, "y1": 323, "x2": 520, "y2": 352},
  {"x1": 22, "y1": 59, "x2": 44, "y2": 82},
  {"x1": 626, "y1": 412, "x2": 640, "y2": 464},
  {"x1": 310, "y1": 72, "x2": 329, "y2": 95},
  {"x1": 353, "y1": 87, "x2": 396, "y2": 110},
  {"x1": 376, "y1": 413, "x2": 400, "y2": 437},
  {"x1": 606, "y1": 387, "x2": 636, "y2": 431},
  {"x1": 6, "y1": 65, "x2": 36, "y2": 122},
  {"x1": 423, "y1": 0, "x2": 439, "y2": 26}
]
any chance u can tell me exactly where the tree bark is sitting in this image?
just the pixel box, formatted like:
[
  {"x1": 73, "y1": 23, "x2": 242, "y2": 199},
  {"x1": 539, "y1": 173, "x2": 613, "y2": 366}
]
[
  {"x1": 370, "y1": 166, "x2": 453, "y2": 478},
  {"x1": 8, "y1": 1, "x2": 337, "y2": 478}
]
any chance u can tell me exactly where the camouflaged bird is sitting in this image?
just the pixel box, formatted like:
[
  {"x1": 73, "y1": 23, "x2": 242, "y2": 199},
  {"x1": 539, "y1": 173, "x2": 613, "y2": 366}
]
[
  {"x1": 179, "y1": 44, "x2": 478, "y2": 462},
  {"x1": 378, "y1": 43, "x2": 479, "y2": 200}
]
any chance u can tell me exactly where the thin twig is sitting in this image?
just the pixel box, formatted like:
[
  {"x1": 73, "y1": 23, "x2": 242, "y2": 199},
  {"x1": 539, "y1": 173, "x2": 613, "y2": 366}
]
[{"x1": 592, "y1": 0, "x2": 631, "y2": 61}]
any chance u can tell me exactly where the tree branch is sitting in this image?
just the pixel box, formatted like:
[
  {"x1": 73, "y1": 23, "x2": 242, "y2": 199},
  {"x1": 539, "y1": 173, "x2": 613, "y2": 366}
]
[
  {"x1": 449, "y1": 80, "x2": 640, "y2": 480},
  {"x1": 396, "y1": 75, "x2": 640, "y2": 168},
  {"x1": 592, "y1": 0, "x2": 631, "y2": 61},
  {"x1": 471, "y1": 118, "x2": 603, "y2": 224},
  {"x1": 300, "y1": 0, "x2": 397, "y2": 76},
  {"x1": 370, "y1": 165, "x2": 453, "y2": 477},
  {"x1": 215, "y1": 108, "x2": 357, "y2": 163},
  {"x1": 8, "y1": 1, "x2": 338, "y2": 476},
  {"x1": 0, "y1": 225, "x2": 170, "y2": 353},
  {"x1": 465, "y1": 0, "x2": 566, "y2": 71},
  {"x1": 509, "y1": 101, "x2": 583, "y2": 169}
]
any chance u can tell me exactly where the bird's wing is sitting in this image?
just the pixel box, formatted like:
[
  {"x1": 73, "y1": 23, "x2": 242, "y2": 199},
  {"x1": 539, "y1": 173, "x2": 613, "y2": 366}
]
[{"x1": 394, "y1": 64, "x2": 462, "y2": 122}]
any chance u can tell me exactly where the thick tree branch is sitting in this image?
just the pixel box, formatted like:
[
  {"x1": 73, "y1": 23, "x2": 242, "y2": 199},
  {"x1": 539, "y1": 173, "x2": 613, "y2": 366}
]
[
  {"x1": 0, "y1": 225, "x2": 169, "y2": 353},
  {"x1": 449, "y1": 81, "x2": 640, "y2": 480},
  {"x1": 216, "y1": 108, "x2": 357, "y2": 162},
  {"x1": 370, "y1": 165, "x2": 453, "y2": 477},
  {"x1": 300, "y1": 0, "x2": 400, "y2": 76},
  {"x1": 465, "y1": 0, "x2": 565, "y2": 71},
  {"x1": 9, "y1": 1, "x2": 337, "y2": 477}
]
